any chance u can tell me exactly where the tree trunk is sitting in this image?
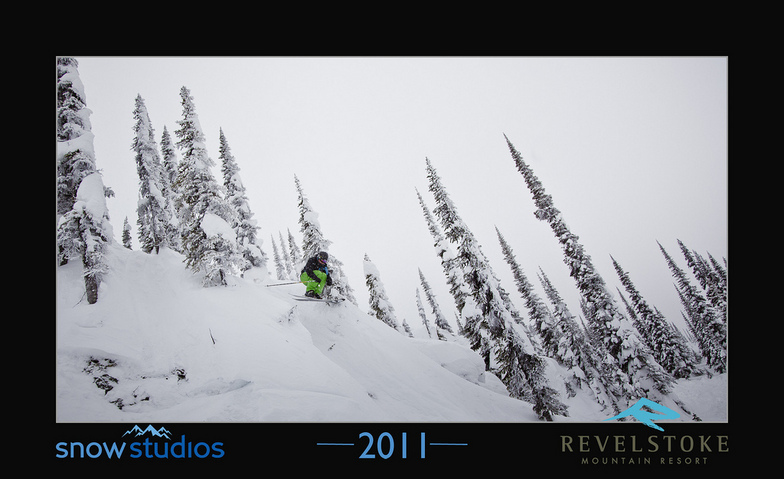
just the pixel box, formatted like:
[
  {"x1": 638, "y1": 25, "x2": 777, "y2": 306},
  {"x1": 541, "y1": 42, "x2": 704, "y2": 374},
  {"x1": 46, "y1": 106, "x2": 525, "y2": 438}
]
[{"x1": 84, "y1": 274, "x2": 98, "y2": 304}]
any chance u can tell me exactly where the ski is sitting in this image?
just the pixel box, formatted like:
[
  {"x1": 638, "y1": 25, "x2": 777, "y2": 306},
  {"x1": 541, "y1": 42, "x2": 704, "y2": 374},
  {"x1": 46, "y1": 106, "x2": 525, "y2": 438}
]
[{"x1": 290, "y1": 294, "x2": 345, "y2": 306}]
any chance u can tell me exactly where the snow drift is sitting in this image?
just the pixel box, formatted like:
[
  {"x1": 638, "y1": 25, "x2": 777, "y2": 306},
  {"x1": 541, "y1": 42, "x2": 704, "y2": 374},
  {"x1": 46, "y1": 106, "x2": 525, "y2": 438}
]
[
  {"x1": 56, "y1": 243, "x2": 726, "y2": 423},
  {"x1": 56, "y1": 244, "x2": 538, "y2": 422}
]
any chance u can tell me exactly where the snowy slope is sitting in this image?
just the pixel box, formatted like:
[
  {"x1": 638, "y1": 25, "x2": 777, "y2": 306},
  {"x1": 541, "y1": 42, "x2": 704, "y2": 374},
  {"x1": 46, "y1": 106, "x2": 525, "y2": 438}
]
[
  {"x1": 56, "y1": 243, "x2": 538, "y2": 422},
  {"x1": 56, "y1": 243, "x2": 727, "y2": 423}
]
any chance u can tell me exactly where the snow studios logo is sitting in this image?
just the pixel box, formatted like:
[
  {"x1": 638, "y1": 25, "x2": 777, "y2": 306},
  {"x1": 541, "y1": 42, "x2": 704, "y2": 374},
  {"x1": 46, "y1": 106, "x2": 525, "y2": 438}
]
[{"x1": 55, "y1": 425, "x2": 225, "y2": 460}]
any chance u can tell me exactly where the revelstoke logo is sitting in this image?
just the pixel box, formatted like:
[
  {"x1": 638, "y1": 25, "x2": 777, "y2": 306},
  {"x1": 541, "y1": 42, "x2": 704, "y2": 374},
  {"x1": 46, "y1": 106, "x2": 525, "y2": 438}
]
[
  {"x1": 123, "y1": 425, "x2": 172, "y2": 440},
  {"x1": 604, "y1": 398, "x2": 680, "y2": 431}
]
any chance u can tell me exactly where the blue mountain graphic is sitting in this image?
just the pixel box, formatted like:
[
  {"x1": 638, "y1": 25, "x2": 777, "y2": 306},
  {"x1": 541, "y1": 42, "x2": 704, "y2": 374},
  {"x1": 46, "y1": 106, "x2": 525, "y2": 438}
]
[{"x1": 122, "y1": 424, "x2": 172, "y2": 440}]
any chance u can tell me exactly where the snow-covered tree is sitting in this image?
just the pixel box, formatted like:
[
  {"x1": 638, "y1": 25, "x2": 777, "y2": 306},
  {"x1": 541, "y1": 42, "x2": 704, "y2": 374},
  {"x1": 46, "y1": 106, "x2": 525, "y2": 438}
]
[
  {"x1": 505, "y1": 135, "x2": 673, "y2": 404},
  {"x1": 418, "y1": 268, "x2": 453, "y2": 340},
  {"x1": 57, "y1": 57, "x2": 98, "y2": 220},
  {"x1": 158, "y1": 126, "x2": 181, "y2": 251},
  {"x1": 540, "y1": 269, "x2": 620, "y2": 412},
  {"x1": 279, "y1": 232, "x2": 294, "y2": 279},
  {"x1": 271, "y1": 235, "x2": 286, "y2": 280},
  {"x1": 364, "y1": 254, "x2": 403, "y2": 333},
  {"x1": 132, "y1": 94, "x2": 171, "y2": 254},
  {"x1": 295, "y1": 175, "x2": 356, "y2": 303},
  {"x1": 679, "y1": 240, "x2": 727, "y2": 325},
  {"x1": 219, "y1": 128, "x2": 266, "y2": 271},
  {"x1": 426, "y1": 158, "x2": 504, "y2": 358},
  {"x1": 401, "y1": 318, "x2": 414, "y2": 338},
  {"x1": 612, "y1": 255, "x2": 697, "y2": 378},
  {"x1": 56, "y1": 57, "x2": 113, "y2": 305},
  {"x1": 496, "y1": 326, "x2": 569, "y2": 421},
  {"x1": 425, "y1": 157, "x2": 566, "y2": 420},
  {"x1": 416, "y1": 188, "x2": 468, "y2": 323},
  {"x1": 287, "y1": 229, "x2": 303, "y2": 270},
  {"x1": 57, "y1": 173, "x2": 113, "y2": 304},
  {"x1": 659, "y1": 241, "x2": 726, "y2": 373},
  {"x1": 415, "y1": 288, "x2": 433, "y2": 338},
  {"x1": 173, "y1": 86, "x2": 242, "y2": 286},
  {"x1": 122, "y1": 217, "x2": 133, "y2": 250},
  {"x1": 160, "y1": 126, "x2": 179, "y2": 194},
  {"x1": 496, "y1": 227, "x2": 555, "y2": 354}
]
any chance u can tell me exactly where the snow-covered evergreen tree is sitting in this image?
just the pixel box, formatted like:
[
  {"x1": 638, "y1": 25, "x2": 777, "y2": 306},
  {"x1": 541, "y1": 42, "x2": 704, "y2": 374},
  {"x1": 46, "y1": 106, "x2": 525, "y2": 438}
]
[
  {"x1": 56, "y1": 57, "x2": 113, "y2": 305},
  {"x1": 659, "y1": 241, "x2": 726, "y2": 373},
  {"x1": 505, "y1": 135, "x2": 673, "y2": 404},
  {"x1": 425, "y1": 157, "x2": 566, "y2": 420},
  {"x1": 287, "y1": 229, "x2": 303, "y2": 270},
  {"x1": 496, "y1": 326, "x2": 569, "y2": 421},
  {"x1": 271, "y1": 235, "x2": 286, "y2": 280},
  {"x1": 173, "y1": 86, "x2": 242, "y2": 286},
  {"x1": 122, "y1": 217, "x2": 133, "y2": 250},
  {"x1": 219, "y1": 128, "x2": 266, "y2": 271},
  {"x1": 612, "y1": 255, "x2": 697, "y2": 378},
  {"x1": 415, "y1": 188, "x2": 469, "y2": 325},
  {"x1": 160, "y1": 126, "x2": 179, "y2": 194},
  {"x1": 401, "y1": 318, "x2": 414, "y2": 338},
  {"x1": 364, "y1": 254, "x2": 403, "y2": 333},
  {"x1": 159, "y1": 126, "x2": 181, "y2": 251},
  {"x1": 537, "y1": 268, "x2": 616, "y2": 403},
  {"x1": 679, "y1": 240, "x2": 727, "y2": 325},
  {"x1": 295, "y1": 175, "x2": 356, "y2": 303},
  {"x1": 132, "y1": 94, "x2": 171, "y2": 254},
  {"x1": 496, "y1": 227, "x2": 555, "y2": 355},
  {"x1": 279, "y1": 232, "x2": 294, "y2": 279},
  {"x1": 499, "y1": 228, "x2": 617, "y2": 409},
  {"x1": 57, "y1": 173, "x2": 114, "y2": 305},
  {"x1": 415, "y1": 288, "x2": 433, "y2": 338},
  {"x1": 57, "y1": 57, "x2": 98, "y2": 221},
  {"x1": 418, "y1": 268, "x2": 453, "y2": 340}
]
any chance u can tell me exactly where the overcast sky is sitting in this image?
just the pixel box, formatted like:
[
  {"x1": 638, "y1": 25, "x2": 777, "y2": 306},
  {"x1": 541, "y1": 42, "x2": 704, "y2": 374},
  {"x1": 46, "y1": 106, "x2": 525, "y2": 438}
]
[{"x1": 72, "y1": 56, "x2": 728, "y2": 336}]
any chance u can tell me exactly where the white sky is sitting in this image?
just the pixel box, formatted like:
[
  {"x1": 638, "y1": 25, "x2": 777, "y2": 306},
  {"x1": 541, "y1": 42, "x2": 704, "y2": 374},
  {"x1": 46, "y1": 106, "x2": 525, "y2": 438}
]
[{"x1": 72, "y1": 56, "x2": 728, "y2": 336}]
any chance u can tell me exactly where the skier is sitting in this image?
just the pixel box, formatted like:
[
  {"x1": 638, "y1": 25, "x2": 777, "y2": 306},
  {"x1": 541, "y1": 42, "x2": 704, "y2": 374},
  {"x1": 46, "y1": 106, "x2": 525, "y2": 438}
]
[{"x1": 300, "y1": 251, "x2": 332, "y2": 299}]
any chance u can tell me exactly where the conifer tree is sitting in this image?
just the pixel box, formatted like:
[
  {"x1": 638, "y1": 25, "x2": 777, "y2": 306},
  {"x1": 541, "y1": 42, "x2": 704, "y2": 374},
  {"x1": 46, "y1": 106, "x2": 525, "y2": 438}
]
[
  {"x1": 680, "y1": 241, "x2": 727, "y2": 325},
  {"x1": 122, "y1": 217, "x2": 133, "y2": 250},
  {"x1": 159, "y1": 126, "x2": 181, "y2": 251},
  {"x1": 173, "y1": 86, "x2": 241, "y2": 286},
  {"x1": 57, "y1": 57, "x2": 99, "y2": 220},
  {"x1": 496, "y1": 227, "x2": 556, "y2": 355},
  {"x1": 295, "y1": 175, "x2": 356, "y2": 303},
  {"x1": 612, "y1": 255, "x2": 696, "y2": 378},
  {"x1": 418, "y1": 269, "x2": 453, "y2": 340},
  {"x1": 416, "y1": 188, "x2": 470, "y2": 325},
  {"x1": 495, "y1": 326, "x2": 569, "y2": 420},
  {"x1": 287, "y1": 229, "x2": 303, "y2": 270},
  {"x1": 132, "y1": 94, "x2": 170, "y2": 254},
  {"x1": 279, "y1": 231, "x2": 294, "y2": 279},
  {"x1": 56, "y1": 57, "x2": 113, "y2": 304},
  {"x1": 659, "y1": 241, "x2": 726, "y2": 373},
  {"x1": 498, "y1": 229, "x2": 616, "y2": 408},
  {"x1": 160, "y1": 126, "x2": 179, "y2": 194},
  {"x1": 58, "y1": 174, "x2": 114, "y2": 304},
  {"x1": 219, "y1": 128, "x2": 266, "y2": 271},
  {"x1": 364, "y1": 254, "x2": 403, "y2": 333},
  {"x1": 425, "y1": 157, "x2": 566, "y2": 420},
  {"x1": 505, "y1": 135, "x2": 673, "y2": 403},
  {"x1": 416, "y1": 288, "x2": 433, "y2": 338},
  {"x1": 401, "y1": 318, "x2": 414, "y2": 338},
  {"x1": 424, "y1": 160, "x2": 495, "y2": 367},
  {"x1": 271, "y1": 235, "x2": 286, "y2": 280}
]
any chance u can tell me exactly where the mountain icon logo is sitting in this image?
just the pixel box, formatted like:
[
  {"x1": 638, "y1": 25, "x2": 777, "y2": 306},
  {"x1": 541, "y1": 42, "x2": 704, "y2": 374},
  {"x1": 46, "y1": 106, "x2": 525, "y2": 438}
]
[{"x1": 122, "y1": 424, "x2": 172, "y2": 440}]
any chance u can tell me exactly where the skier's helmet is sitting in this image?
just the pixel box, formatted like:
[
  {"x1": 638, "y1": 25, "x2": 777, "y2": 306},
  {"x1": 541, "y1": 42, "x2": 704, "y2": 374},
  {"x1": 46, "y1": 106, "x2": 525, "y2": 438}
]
[{"x1": 317, "y1": 251, "x2": 329, "y2": 263}]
